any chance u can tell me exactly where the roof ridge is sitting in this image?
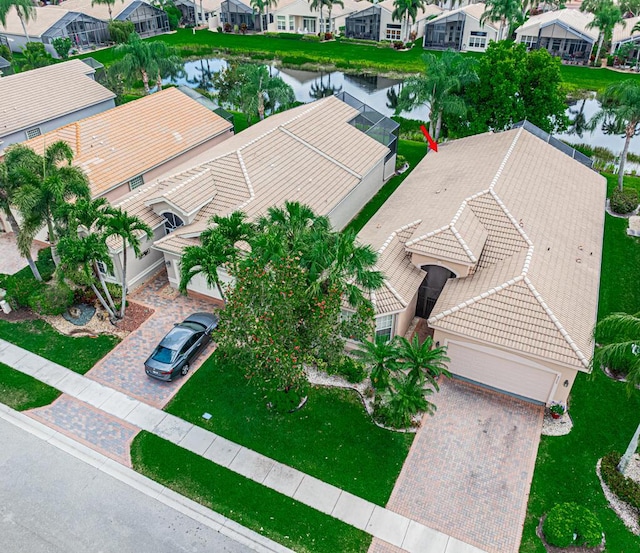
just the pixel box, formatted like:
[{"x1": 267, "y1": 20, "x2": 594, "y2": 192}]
[
  {"x1": 382, "y1": 279, "x2": 409, "y2": 308},
  {"x1": 378, "y1": 219, "x2": 422, "y2": 254},
  {"x1": 489, "y1": 126, "x2": 523, "y2": 191},
  {"x1": 235, "y1": 150, "x2": 255, "y2": 211},
  {"x1": 523, "y1": 276, "x2": 590, "y2": 369}
]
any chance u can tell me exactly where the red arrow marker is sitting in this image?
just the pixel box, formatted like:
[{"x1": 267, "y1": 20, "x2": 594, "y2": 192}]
[{"x1": 420, "y1": 125, "x2": 438, "y2": 152}]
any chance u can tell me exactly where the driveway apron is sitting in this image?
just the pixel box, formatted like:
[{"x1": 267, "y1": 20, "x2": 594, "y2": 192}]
[
  {"x1": 86, "y1": 272, "x2": 220, "y2": 409},
  {"x1": 370, "y1": 379, "x2": 543, "y2": 553}
]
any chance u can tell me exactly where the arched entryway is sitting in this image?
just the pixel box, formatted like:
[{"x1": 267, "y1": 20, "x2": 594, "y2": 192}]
[{"x1": 416, "y1": 265, "x2": 455, "y2": 319}]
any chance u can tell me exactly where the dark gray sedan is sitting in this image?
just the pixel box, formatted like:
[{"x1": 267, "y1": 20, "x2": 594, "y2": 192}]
[{"x1": 144, "y1": 312, "x2": 218, "y2": 382}]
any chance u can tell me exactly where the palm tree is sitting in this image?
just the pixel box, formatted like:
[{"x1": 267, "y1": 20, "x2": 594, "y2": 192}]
[
  {"x1": 5, "y1": 142, "x2": 90, "y2": 266},
  {"x1": 352, "y1": 338, "x2": 399, "y2": 390},
  {"x1": 566, "y1": 91, "x2": 592, "y2": 139},
  {"x1": 237, "y1": 64, "x2": 295, "y2": 122},
  {"x1": 0, "y1": 161, "x2": 41, "y2": 281},
  {"x1": 633, "y1": 21, "x2": 640, "y2": 70},
  {"x1": 382, "y1": 372, "x2": 434, "y2": 426},
  {"x1": 263, "y1": 0, "x2": 278, "y2": 31},
  {"x1": 395, "y1": 335, "x2": 450, "y2": 388},
  {"x1": 0, "y1": 0, "x2": 36, "y2": 43},
  {"x1": 104, "y1": 208, "x2": 152, "y2": 318},
  {"x1": 590, "y1": 80, "x2": 640, "y2": 190},
  {"x1": 396, "y1": 50, "x2": 478, "y2": 141},
  {"x1": 149, "y1": 40, "x2": 183, "y2": 92},
  {"x1": 250, "y1": 0, "x2": 265, "y2": 31},
  {"x1": 583, "y1": 0, "x2": 624, "y2": 65},
  {"x1": 309, "y1": 0, "x2": 326, "y2": 35},
  {"x1": 592, "y1": 312, "x2": 640, "y2": 474},
  {"x1": 480, "y1": 0, "x2": 522, "y2": 41},
  {"x1": 392, "y1": 0, "x2": 427, "y2": 43},
  {"x1": 325, "y1": 0, "x2": 343, "y2": 33},
  {"x1": 91, "y1": 0, "x2": 123, "y2": 20}
]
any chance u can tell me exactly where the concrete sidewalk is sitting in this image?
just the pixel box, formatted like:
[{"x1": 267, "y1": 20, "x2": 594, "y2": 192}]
[{"x1": 0, "y1": 338, "x2": 486, "y2": 553}]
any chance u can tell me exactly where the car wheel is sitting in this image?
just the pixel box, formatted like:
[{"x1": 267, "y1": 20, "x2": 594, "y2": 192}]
[{"x1": 180, "y1": 363, "x2": 190, "y2": 376}]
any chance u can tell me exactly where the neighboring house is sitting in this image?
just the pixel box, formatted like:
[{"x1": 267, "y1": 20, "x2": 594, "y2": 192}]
[
  {"x1": 174, "y1": 0, "x2": 221, "y2": 25},
  {"x1": 612, "y1": 15, "x2": 640, "y2": 58},
  {"x1": 0, "y1": 56, "x2": 12, "y2": 76},
  {"x1": 107, "y1": 93, "x2": 397, "y2": 294},
  {"x1": 0, "y1": 59, "x2": 115, "y2": 154},
  {"x1": 22, "y1": 87, "x2": 234, "y2": 204},
  {"x1": 356, "y1": 123, "x2": 605, "y2": 406},
  {"x1": 0, "y1": 7, "x2": 110, "y2": 56},
  {"x1": 514, "y1": 8, "x2": 597, "y2": 60},
  {"x1": 423, "y1": 3, "x2": 499, "y2": 52},
  {"x1": 345, "y1": 0, "x2": 442, "y2": 42}
]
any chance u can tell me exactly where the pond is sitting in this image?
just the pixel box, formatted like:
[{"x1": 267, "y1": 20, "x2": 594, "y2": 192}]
[{"x1": 169, "y1": 58, "x2": 640, "y2": 159}]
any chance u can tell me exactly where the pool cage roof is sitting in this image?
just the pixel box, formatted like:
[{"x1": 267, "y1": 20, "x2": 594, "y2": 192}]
[
  {"x1": 221, "y1": 0, "x2": 254, "y2": 15},
  {"x1": 42, "y1": 11, "x2": 107, "y2": 39},
  {"x1": 336, "y1": 91, "x2": 399, "y2": 158}
]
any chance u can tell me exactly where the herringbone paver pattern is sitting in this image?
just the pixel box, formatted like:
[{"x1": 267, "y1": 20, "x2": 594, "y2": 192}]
[
  {"x1": 27, "y1": 395, "x2": 139, "y2": 466},
  {"x1": 86, "y1": 272, "x2": 220, "y2": 408},
  {"x1": 371, "y1": 379, "x2": 543, "y2": 553}
]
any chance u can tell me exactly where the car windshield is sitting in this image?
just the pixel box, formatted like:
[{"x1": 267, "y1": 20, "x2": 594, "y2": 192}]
[{"x1": 152, "y1": 346, "x2": 176, "y2": 364}]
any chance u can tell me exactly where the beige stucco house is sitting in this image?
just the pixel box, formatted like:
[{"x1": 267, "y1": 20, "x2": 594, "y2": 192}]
[
  {"x1": 357, "y1": 125, "x2": 605, "y2": 406},
  {"x1": 423, "y1": 3, "x2": 500, "y2": 52},
  {"x1": 109, "y1": 94, "x2": 397, "y2": 294}
]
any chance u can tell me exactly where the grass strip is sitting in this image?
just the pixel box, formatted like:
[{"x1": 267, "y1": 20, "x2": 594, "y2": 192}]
[
  {"x1": 131, "y1": 431, "x2": 372, "y2": 553},
  {"x1": 0, "y1": 319, "x2": 119, "y2": 375},
  {"x1": 0, "y1": 362, "x2": 60, "y2": 411}
]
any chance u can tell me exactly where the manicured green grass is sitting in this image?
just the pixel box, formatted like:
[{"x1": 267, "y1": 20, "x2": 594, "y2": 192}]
[
  {"x1": 165, "y1": 353, "x2": 413, "y2": 506},
  {"x1": 0, "y1": 319, "x2": 119, "y2": 374},
  {"x1": 346, "y1": 139, "x2": 427, "y2": 234},
  {"x1": 131, "y1": 432, "x2": 371, "y2": 553},
  {"x1": 81, "y1": 29, "x2": 640, "y2": 92},
  {"x1": 520, "y1": 173, "x2": 640, "y2": 552},
  {"x1": 0, "y1": 362, "x2": 61, "y2": 410}
]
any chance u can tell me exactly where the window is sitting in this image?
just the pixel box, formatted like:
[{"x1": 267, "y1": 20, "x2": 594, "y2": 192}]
[
  {"x1": 96, "y1": 260, "x2": 115, "y2": 278},
  {"x1": 289, "y1": 15, "x2": 295, "y2": 30},
  {"x1": 386, "y1": 24, "x2": 401, "y2": 40},
  {"x1": 303, "y1": 17, "x2": 316, "y2": 33},
  {"x1": 468, "y1": 36, "x2": 486, "y2": 48},
  {"x1": 519, "y1": 34, "x2": 537, "y2": 48},
  {"x1": 25, "y1": 127, "x2": 42, "y2": 140},
  {"x1": 375, "y1": 314, "x2": 394, "y2": 343},
  {"x1": 129, "y1": 175, "x2": 144, "y2": 190},
  {"x1": 162, "y1": 212, "x2": 184, "y2": 234},
  {"x1": 277, "y1": 15, "x2": 286, "y2": 30}
]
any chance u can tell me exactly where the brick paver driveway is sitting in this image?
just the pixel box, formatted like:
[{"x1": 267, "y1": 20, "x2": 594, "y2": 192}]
[
  {"x1": 370, "y1": 379, "x2": 543, "y2": 553},
  {"x1": 0, "y1": 232, "x2": 45, "y2": 275},
  {"x1": 86, "y1": 271, "x2": 220, "y2": 408}
]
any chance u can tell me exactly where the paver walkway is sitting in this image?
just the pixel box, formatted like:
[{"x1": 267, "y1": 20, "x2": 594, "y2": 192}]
[
  {"x1": 0, "y1": 232, "x2": 45, "y2": 275},
  {"x1": 1, "y1": 337, "x2": 487, "y2": 553},
  {"x1": 86, "y1": 272, "x2": 220, "y2": 408},
  {"x1": 370, "y1": 379, "x2": 543, "y2": 553}
]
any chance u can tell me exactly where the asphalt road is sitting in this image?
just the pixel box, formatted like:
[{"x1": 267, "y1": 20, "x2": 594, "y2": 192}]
[{"x1": 0, "y1": 418, "x2": 254, "y2": 553}]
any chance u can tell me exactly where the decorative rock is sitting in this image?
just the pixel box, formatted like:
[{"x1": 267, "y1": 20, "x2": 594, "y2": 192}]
[
  {"x1": 62, "y1": 303, "x2": 96, "y2": 326},
  {"x1": 627, "y1": 216, "x2": 640, "y2": 237},
  {"x1": 0, "y1": 299, "x2": 12, "y2": 314}
]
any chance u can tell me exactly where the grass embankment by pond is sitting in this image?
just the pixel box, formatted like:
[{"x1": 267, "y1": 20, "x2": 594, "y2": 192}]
[
  {"x1": 520, "y1": 173, "x2": 640, "y2": 552},
  {"x1": 81, "y1": 29, "x2": 640, "y2": 92}
]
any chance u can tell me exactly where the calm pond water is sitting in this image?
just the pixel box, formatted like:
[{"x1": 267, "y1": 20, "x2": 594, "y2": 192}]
[{"x1": 169, "y1": 58, "x2": 640, "y2": 158}]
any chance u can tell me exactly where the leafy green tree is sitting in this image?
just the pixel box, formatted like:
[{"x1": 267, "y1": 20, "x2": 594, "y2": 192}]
[
  {"x1": 51, "y1": 37, "x2": 72, "y2": 59},
  {"x1": 582, "y1": 0, "x2": 624, "y2": 65},
  {"x1": 592, "y1": 312, "x2": 640, "y2": 474},
  {"x1": 590, "y1": 80, "x2": 640, "y2": 190},
  {"x1": 395, "y1": 335, "x2": 450, "y2": 388},
  {"x1": 352, "y1": 338, "x2": 399, "y2": 391},
  {"x1": 0, "y1": 0, "x2": 36, "y2": 42},
  {"x1": 17, "y1": 42, "x2": 55, "y2": 71},
  {"x1": 108, "y1": 20, "x2": 135, "y2": 43},
  {"x1": 480, "y1": 0, "x2": 522, "y2": 41},
  {"x1": 104, "y1": 207, "x2": 152, "y2": 318},
  {"x1": 392, "y1": 0, "x2": 427, "y2": 43},
  {"x1": 91, "y1": 0, "x2": 124, "y2": 21},
  {"x1": 152, "y1": 0, "x2": 181, "y2": 29},
  {"x1": 396, "y1": 50, "x2": 478, "y2": 141},
  {"x1": 620, "y1": 0, "x2": 640, "y2": 16},
  {"x1": 0, "y1": 161, "x2": 41, "y2": 280},
  {"x1": 5, "y1": 142, "x2": 90, "y2": 266}
]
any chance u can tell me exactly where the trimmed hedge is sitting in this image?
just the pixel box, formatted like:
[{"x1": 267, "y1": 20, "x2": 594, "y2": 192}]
[
  {"x1": 601, "y1": 451, "x2": 640, "y2": 513},
  {"x1": 542, "y1": 502, "x2": 603, "y2": 548},
  {"x1": 27, "y1": 280, "x2": 74, "y2": 315},
  {"x1": 610, "y1": 187, "x2": 639, "y2": 215},
  {"x1": 0, "y1": 248, "x2": 56, "y2": 309}
]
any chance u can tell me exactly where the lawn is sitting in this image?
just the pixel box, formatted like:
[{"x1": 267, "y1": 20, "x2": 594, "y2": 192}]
[
  {"x1": 520, "y1": 173, "x2": 640, "y2": 552},
  {"x1": 0, "y1": 319, "x2": 119, "y2": 374},
  {"x1": 0, "y1": 362, "x2": 61, "y2": 411},
  {"x1": 165, "y1": 352, "x2": 414, "y2": 507},
  {"x1": 131, "y1": 432, "x2": 372, "y2": 553},
  {"x1": 80, "y1": 29, "x2": 640, "y2": 92}
]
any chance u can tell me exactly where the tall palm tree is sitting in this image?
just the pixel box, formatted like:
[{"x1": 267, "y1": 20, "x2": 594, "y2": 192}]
[
  {"x1": 149, "y1": 40, "x2": 183, "y2": 91},
  {"x1": 592, "y1": 312, "x2": 640, "y2": 474},
  {"x1": 352, "y1": 338, "x2": 399, "y2": 390},
  {"x1": 5, "y1": 142, "x2": 90, "y2": 266},
  {"x1": 104, "y1": 207, "x2": 152, "y2": 318},
  {"x1": 480, "y1": 0, "x2": 522, "y2": 41},
  {"x1": 250, "y1": 0, "x2": 265, "y2": 31},
  {"x1": 395, "y1": 335, "x2": 450, "y2": 388},
  {"x1": 633, "y1": 21, "x2": 640, "y2": 70},
  {"x1": 392, "y1": 0, "x2": 427, "y2": 43},
  {"x1": 263, "y1": 0, "x2": 278, "y2": 31},
  {"x1": 237, "y1": 64, "x2": 294, "y2": 122},
  {"x1": 325, "y1": 0, "x2": 343, "y2": 33},
  {"x1": 590, "y1": 80, "x2": 640, "y2": 190},
  {"x1": 583, "y1": 0, "x2": 624, "y2": 65},
  {"x1": 308, "y1": 0, "x2": 326, "y2": 35},
  {"x1": 0, "y1": 0, "x2": 36, "y2": 43},
  {"x1": 91, "y1": 0, "x2": 123, "y2": 20},
  {"x1": 0, "y1": 161, "x2": 41, "y2": 281},
  {"x1": 396, "y1": 50, "x2": 478, "y2": 141}
]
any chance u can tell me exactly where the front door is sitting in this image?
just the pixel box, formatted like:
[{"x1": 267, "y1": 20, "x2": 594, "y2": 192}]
[{"x1": 416, "y1": 265, "x2": 454, "y2": 319}]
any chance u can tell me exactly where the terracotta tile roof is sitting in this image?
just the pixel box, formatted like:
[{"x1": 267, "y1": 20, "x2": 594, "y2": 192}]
[
  {"x1": 375, "y1": 0, "x2": 442, "y2": 19},
  {"x1": 358, "y1": 127, "x2": 606, "y2": 371},
  {"x1": 23, "y1": 88, "x2": 232, "y2": 197},
  {"x1": 0, "y1": 60, "x2": 114, "y2": 142},
  {"x1": 42, "y1": 0, "x2": 142, "y2": 21}
]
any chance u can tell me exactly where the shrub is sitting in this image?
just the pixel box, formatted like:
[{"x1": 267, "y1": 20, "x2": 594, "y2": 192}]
[
  {"x1": 301, "y1": 34, "x2": 321, "y2": 42},
  {"x1": 3, "y1": 274, "x2": 44, "y2": 309},
  {"x1": 224, "y1": 22, "x2": 232, "y2": 32},
  {"x1": 217, "y1": 26, "x2": 223, "y2": 32},
  {"x1": 263, "y1": 32, "x2": 302, "y2": 39},
  {"x1": 240, "y1": 22, "x2": 247, "y2": 34},
  {"x1": 27, "y1": 280, "x2": 74, "y2": 316},
  {"x1": 601, "y1": 452, "x2": 640, "y2": 512},
  {"x1": 395, "y1": 154, "x2": 407, "y2": 171},
  {"x1": 108, "y1": 20, "x2": 134, "y2": 43},
  {"x1": 265, "y1": 386, "x2": 307, "y2": 414},
  {"x1": 324, "y1": 32, "x2": 333, "y2": 41},
  {"x1": 542, "y1": 502, "x2": 603, "y2": 548},
  {"x1": 0, "y1": 44, "x2": 12, "y2": 61},
  {"x1": 393, "y1": 41, "x2": 404, "y2": 50},
  {"x1": 334, "y1": 356, "x2": 366, "y2": 384},
  {"x1": 52, "y1": 37, "x2": 72, "y2": 59},
  {"x1": 610, "y1": 187, "x2": 639, "y2": 215}
]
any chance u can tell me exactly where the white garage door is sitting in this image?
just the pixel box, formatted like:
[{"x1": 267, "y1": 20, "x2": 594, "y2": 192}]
[{"x1": 446, "y1": 341, "x2": 560, "y2": 404}]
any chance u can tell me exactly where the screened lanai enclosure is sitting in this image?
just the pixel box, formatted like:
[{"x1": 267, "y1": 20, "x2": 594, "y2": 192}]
[
  {"x1": 220, "y1": 0, "x2": 256, "y2": 30},
  {"x1": 423, "y1": 12, "x2": 465, "y2": 50},
  {"x1": 344, "y1": 6, "x2": 381, "y2": 41},
  {"x1": 44, "y1": 11, "x2": 110, "y2": 50},
  {"x1": 536, "y1": 22, "x2": 593, "y2": 60},
  {"x1": 116, "y1": 1, "x2": 170, "y2": 37}
]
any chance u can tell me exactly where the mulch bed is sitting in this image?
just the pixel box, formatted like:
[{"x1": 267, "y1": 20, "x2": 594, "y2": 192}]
[
  {"x1": 113, "y1": 301, "x2": 154, "y2": 333},
  {"x1": 0, "y1": 307, "x2": 38, "y2": 323},
  {"x1": 536, "y1": 516, "x2": 605, "y2": 553}
]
